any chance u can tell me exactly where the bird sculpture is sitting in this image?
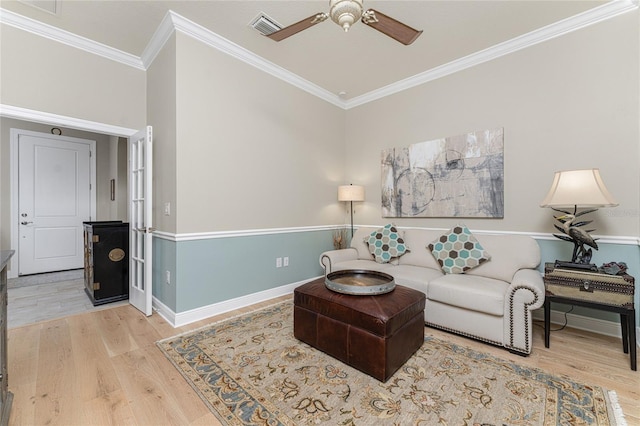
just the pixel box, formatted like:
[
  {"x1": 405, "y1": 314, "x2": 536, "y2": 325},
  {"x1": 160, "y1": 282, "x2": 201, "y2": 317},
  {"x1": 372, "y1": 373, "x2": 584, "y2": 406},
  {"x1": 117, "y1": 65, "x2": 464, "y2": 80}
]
[{"x1": 552, "y1": 208, "x2": 599, "y2": 264}]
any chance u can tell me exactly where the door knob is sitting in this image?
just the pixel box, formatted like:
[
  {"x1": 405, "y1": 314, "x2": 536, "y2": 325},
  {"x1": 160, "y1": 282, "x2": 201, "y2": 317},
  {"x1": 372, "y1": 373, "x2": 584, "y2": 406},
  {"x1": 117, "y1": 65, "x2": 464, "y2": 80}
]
[
  {"x1": 21, "y1": 221, "x2": 33, "y2": 225},
  {"x1": 136, "y1": 227, "x2": 156, "y2": 233}
]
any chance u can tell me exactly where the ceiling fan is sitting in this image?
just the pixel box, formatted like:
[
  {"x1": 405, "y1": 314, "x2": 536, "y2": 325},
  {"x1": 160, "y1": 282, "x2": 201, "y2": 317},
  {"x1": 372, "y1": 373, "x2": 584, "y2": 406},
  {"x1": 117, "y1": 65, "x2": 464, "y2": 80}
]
[{"x1": 266, "y1": 0, "x2": 423, "y2": 46}]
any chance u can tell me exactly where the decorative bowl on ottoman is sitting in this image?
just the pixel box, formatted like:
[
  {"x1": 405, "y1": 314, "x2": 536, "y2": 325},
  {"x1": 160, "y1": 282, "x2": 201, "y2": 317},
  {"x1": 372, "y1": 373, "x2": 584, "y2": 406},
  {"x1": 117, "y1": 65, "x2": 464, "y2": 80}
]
[{"x1": 324, "y1": 269, "x2": 395, "y2": 295}]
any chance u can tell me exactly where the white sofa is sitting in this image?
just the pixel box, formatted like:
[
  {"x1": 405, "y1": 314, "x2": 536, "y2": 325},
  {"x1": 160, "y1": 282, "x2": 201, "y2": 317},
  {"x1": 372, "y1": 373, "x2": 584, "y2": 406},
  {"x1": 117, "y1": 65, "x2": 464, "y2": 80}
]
[{"x1": 319, "y1": 226, "x2": 545, "y2": 355}]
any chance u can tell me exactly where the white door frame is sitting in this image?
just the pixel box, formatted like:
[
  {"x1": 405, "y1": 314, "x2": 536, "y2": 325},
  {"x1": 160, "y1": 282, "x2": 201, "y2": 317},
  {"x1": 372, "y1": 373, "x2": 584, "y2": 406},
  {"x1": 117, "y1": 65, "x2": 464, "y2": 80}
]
[
  {"x1": 2, "y1": 105, "x2": 137, "y2": 279},
  {"x1": 11, "y1": 128, "x2": 97, "y2": 275}
]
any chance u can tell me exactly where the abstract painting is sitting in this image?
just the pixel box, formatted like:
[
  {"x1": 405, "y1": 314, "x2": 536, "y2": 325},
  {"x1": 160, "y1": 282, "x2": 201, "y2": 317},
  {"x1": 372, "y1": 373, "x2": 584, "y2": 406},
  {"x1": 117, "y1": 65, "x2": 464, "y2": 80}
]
[{"x1": 381, "y1": 128, "x2": 504, "y2": 218}]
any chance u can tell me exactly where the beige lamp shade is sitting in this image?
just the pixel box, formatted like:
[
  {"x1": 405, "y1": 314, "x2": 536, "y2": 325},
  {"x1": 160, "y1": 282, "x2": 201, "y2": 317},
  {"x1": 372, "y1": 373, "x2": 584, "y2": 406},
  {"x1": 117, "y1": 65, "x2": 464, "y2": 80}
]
[
  {"x1": 338, "y1": 184, "x2": 365, "y2": 202},
  {"x1": 540, "y1": 169, "x2": 618, "y2": 208}
]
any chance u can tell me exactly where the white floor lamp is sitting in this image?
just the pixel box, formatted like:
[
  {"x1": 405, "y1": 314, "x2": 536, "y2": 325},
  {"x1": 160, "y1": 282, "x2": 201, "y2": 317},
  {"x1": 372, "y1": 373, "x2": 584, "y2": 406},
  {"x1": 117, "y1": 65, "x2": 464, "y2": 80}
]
[{"x1": 338, "y1": 184, "x2": 365, "y2": 237}]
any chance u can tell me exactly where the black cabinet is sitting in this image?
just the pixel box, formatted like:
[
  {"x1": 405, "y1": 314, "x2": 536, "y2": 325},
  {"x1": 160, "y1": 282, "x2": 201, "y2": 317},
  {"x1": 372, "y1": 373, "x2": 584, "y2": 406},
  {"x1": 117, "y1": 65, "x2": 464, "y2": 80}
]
[{"x1": 83, "y1": 221, "x2": 129, "y2": 306}]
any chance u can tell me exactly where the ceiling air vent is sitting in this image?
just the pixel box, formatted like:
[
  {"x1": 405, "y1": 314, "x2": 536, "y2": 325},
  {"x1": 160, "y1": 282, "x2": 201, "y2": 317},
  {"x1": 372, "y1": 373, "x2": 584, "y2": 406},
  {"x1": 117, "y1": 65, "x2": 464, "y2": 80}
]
[
  {"x1": 18, "y1": 0, "x2": 58, "y2": 14},
  {"x1": 250, "y1": 13, "x2": 282, "y2": 36}
]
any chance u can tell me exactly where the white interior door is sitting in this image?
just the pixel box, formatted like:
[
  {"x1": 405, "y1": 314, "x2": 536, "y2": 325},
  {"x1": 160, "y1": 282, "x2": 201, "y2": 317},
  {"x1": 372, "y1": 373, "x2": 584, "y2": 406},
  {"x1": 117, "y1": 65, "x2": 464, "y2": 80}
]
[
  {"x1": 17, "y1": 131, "x2": 95, "y2": 275},
  {"x1": 129, "y1": 126, "x2": 153, "y2": 316}
]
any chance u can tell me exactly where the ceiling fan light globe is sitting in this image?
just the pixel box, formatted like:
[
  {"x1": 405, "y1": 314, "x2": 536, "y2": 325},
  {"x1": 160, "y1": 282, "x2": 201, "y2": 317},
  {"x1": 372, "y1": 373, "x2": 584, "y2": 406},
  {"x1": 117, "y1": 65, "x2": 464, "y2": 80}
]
[
  {"x1": 340, "y1": 17, "x2": 354, "y2": 32},
  {"x1": 329, "y1": 0, "x2": 363, "y2": 31}
]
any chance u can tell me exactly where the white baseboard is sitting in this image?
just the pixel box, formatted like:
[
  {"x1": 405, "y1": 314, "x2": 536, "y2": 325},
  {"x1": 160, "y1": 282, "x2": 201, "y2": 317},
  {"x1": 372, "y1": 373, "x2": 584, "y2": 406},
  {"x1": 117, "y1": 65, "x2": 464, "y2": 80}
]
[
  {"x1": 152, "y1": 282, "x2": 639, "y2": 351},
  {"x1": 152, "y1": 276, "x2": 321, "y2": 328},
  {"x1": 533, "y1": 309, "x2": 640, "y2": 349}
]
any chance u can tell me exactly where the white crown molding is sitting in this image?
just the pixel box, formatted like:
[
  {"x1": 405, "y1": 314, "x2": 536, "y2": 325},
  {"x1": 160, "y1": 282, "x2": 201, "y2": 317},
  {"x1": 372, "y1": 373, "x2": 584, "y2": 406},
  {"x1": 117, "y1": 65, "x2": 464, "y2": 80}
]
[
  {"x1": 2, "y1": 0, "x2": 637, "y2": 109},
  {"x1": 0, "y1": 8, "x2": 145, "y2": 70},
  {"x1": 0, "y1": 104, "x2": 138, "y2": 136},
  {"x1": 140, "y1": 10, "x2": 342, "y2": 107},
  {"x1": 156, "y1": 11, "x2": 344, "y2": 108},
  {"x1": 345, "y1": 0, "x2": 639, "y2": 109},
  {"x1": 139, "y1": 8, "x2": 176, "y2": 69}
]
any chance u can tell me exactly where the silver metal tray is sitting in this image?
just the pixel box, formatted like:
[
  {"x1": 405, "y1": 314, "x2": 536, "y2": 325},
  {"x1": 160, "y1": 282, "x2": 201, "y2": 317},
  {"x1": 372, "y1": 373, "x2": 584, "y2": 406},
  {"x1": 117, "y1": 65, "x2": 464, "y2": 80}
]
[{"x1": 325, "y1": 270, "x2": 395, "y2": 295}]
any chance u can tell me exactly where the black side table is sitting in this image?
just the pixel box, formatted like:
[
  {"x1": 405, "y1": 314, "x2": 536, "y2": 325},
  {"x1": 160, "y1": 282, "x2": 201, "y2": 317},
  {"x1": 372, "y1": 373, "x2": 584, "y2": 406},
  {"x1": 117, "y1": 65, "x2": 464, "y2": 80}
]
[{"x1": 543, "y1": 263, "x2": 636, "y2": 371}]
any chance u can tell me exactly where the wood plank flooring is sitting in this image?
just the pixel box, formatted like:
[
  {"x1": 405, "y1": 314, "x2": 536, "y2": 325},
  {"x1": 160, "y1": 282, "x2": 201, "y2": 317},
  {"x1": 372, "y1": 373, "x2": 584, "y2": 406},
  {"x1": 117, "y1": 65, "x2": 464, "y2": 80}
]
[{"x1": 7, "y1": 297, "x2": 640, "y2": 425}]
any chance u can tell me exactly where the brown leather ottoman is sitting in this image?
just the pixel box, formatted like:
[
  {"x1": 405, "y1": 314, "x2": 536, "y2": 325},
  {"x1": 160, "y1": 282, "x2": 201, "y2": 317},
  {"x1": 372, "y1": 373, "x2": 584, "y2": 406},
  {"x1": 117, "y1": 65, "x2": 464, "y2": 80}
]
[{"x1": 293, "y1": 278, "x2": 426, "y2": 382}]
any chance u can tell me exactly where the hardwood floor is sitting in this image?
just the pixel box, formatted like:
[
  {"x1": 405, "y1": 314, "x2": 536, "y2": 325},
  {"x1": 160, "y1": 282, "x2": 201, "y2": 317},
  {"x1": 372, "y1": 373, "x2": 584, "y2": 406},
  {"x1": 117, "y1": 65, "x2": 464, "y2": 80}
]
[{"x1": 7, "y1": 296, "x2": 640, "y2": 425}]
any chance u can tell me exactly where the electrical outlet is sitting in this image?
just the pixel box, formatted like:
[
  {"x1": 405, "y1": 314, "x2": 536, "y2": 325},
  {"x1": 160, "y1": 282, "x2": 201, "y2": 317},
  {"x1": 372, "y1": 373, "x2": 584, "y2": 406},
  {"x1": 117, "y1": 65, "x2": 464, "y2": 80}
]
[
  {"x1": 165, "y1": 270, "x2": 171, "y2": 285},
  {"x1": 164, "y1": 202, "x2": 171, "y2": 216},
  {"x1": 283, "y1": 257, "x2": 289, "y2": 267},
  {"x1": 276, "y1": 257, "x2": 282, "y2": 268}
]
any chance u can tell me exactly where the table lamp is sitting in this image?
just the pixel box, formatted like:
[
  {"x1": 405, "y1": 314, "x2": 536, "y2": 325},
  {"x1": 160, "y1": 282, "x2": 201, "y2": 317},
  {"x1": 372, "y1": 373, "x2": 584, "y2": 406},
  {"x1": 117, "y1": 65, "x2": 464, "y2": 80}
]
[
  {"x1": 338, "y1": 184, "x2": 365, "y2": 237},
  {"x1": 540, "y1": 169, "x2": 618, "y2": 269}
]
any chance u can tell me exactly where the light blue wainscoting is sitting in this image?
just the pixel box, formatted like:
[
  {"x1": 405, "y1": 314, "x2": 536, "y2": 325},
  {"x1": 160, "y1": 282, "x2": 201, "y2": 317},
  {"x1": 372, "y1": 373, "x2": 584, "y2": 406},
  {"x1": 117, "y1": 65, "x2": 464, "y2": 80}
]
[
  {"x1": 152, "y1": 236, "x2": 177, "y2": 311},
  {"x1": 535, "y1": 238, "x2": 640, "y2": 330},
  {"x1": 152, "y1": 228, "x2": 337, "y2": 314},
  {"x1": 152, "y1": 229, "x2": 639, "y2": 333}
]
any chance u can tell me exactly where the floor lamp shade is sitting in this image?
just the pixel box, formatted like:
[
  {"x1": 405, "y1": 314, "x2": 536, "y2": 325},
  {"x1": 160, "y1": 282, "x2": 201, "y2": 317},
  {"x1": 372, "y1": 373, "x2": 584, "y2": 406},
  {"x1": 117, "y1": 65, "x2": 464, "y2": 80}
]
[
  {"x1": 338, "y1": 185, "x2": 365, "y2": 202},
  {"x1": 540, "y1": 169, "x2": 618, "y2": 208},
  {"x1": 338, "y1": 184, "x2": 364, "y2": 238}
]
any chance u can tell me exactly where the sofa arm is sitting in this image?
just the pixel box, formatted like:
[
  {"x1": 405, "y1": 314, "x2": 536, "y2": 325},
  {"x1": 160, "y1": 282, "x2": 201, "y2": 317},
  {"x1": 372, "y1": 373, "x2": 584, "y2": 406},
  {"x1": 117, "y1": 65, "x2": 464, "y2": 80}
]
[
  {"x1": 503, "y1": 269, "x2": 545, "y2": 355},
  {"x1": 319, "y1": 248, "x2": 358, "y2": 274}
]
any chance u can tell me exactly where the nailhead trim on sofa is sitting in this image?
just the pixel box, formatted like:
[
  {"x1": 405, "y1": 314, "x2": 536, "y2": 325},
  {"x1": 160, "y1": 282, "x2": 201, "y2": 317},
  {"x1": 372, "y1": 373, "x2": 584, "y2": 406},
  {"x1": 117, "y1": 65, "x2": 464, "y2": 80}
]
[
  {"x1": 507, "y1": 285, "x2": 540, "y2": 355},
  {"x1": 425, "y1": 322, "x2": 503, "y2": 348}
]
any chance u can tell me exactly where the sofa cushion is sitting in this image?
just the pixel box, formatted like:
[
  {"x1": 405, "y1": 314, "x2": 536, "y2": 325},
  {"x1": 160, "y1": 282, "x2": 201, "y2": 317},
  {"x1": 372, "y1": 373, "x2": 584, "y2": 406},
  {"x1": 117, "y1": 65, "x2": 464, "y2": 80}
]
[
  {"x1": 428, "y1": 225, "x2": 491, "y2": 274},
  {"x1": 328, "y1": 259, "x2": 395, "y2": 273},
  {"x1": 427, "y1": 274, "x2": 508, "y2": 316},
  {"x1": 366, "y1": 224, "x2": 409, "y2": 263},
  {"x1": 465, "y1": 234, "x2": 541, "y2": 283},
  {"x1": 350, "y1": 227, "x2": 379, "y2": 260},
  {"x1": 391, "y1": 264, "x2": 444, "y2": 293},
  {"x1": 397, "y1": 229, "x2": 443, "y2": 269}
]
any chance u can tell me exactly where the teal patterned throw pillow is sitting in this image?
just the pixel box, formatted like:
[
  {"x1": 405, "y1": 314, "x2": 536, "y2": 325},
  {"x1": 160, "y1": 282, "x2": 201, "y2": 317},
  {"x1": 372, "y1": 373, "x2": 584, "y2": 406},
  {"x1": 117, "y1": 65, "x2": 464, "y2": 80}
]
[
  {"x1": 366, "y1": 224, "x2": 409, "y2": 264},
  {"x1": 428, "y1": 224, "x2": 491, "y2": 274}
]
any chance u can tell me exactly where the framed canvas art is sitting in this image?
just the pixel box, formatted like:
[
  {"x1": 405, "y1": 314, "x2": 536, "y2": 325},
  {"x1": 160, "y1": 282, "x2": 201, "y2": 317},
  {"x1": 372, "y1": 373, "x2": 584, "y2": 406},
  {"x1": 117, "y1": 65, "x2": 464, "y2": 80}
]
[{"x1": 381, "y1": 128, "x2": 504, "y2": 218}]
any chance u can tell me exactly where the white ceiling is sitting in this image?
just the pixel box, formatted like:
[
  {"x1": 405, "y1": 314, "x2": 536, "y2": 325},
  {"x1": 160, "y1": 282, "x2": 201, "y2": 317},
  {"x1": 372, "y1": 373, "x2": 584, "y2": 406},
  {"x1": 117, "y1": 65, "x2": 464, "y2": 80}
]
[{"x1": 1, "y1": 0, "x2": 617, "y2": 99}]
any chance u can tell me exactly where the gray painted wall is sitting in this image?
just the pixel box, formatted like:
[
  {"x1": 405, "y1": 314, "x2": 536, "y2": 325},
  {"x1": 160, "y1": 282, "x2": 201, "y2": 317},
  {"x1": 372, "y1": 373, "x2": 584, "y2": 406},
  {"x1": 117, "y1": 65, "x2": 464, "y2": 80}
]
[
  {"x1": 0, "y1": 26, "x2": 146, "y2": 130},
  {"x1": 343, "y1": 11, "x2": 639, "y2": 238},
  {"x1": 171, "y1": 32, "x2": 346, "y2": 234}
]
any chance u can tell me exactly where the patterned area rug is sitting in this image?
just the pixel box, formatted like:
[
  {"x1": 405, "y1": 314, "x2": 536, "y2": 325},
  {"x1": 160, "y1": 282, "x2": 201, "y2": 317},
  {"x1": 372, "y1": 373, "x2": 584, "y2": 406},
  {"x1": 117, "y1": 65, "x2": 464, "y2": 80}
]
[{"x1": 157, "y1": 301, "x2": 625, "y2": 425}]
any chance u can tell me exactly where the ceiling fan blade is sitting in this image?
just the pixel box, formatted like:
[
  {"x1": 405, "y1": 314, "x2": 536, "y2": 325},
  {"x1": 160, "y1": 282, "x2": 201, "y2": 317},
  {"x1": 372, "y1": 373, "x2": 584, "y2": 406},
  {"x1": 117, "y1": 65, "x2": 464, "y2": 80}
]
[
  {"x1": 361, "y1": 9, "x2": 423, "y2": 45},
  {"x1": 267, "y1": 13, "x2": 328, "y2": 42}
]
